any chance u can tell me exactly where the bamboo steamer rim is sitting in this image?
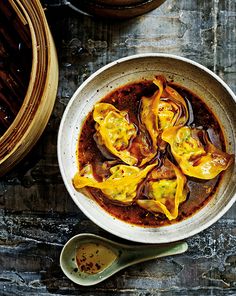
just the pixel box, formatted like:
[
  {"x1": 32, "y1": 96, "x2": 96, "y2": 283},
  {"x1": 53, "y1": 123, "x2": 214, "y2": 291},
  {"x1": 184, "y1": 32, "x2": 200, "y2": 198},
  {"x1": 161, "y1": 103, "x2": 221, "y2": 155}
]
[{"x1": 0, "y1": 0, "x2": 58, "y2": 176}]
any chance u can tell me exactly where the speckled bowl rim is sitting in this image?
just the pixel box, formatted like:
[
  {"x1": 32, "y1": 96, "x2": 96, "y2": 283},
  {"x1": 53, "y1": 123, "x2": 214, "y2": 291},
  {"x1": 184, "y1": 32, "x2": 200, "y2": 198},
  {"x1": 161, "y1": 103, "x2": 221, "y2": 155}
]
[{"x1": 58, "y1": 53, "x2": 236, "y2": 243}]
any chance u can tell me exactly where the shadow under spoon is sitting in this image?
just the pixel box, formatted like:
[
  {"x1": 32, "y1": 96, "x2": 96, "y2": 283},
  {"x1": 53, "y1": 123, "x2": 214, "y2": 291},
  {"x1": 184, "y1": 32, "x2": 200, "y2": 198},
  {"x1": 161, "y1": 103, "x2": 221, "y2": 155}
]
[{"x1": 60, "y1": 233, "x2": 188, "y2": 286}]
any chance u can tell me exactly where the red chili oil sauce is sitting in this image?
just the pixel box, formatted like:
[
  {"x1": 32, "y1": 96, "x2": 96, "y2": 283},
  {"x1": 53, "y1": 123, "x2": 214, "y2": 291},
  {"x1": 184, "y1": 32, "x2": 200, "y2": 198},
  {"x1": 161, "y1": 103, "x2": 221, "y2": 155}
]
[{"x1": 77, "y1": 80, "x2": 224, "y2": 227}]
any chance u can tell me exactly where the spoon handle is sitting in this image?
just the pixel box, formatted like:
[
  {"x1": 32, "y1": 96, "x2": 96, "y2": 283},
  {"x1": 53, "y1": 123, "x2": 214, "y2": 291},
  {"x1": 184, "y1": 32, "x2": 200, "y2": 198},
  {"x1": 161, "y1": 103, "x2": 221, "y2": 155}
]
[{"x1": 121, "y1": 241, "x2": 188, "y2": 265}]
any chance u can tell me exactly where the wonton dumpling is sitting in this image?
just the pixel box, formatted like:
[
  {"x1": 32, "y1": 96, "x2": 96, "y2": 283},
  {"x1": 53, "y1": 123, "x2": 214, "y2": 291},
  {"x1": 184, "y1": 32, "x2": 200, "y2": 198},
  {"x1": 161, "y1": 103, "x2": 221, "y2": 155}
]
[
  {"x1": 137, "y1": 159, "x2": 188, "y2": 220},
  {"x1": 162, "y1": 84, "x2": 189, "y2": 128},
  {"x1": 139, "y1": 76, "x2": 189, "y2": 165},
  {"x1": 93, "y1": 103, "x2": 137, "y2": 165},
  {"x1": 73, "y1": 162, "x2": 157, "y2": 205},
  {"x1": 140, "y1": 77, "x2": 163, "y2": 148},
  {"x1": 162, "y1": 126, "x2": 234, "y2": 179}
]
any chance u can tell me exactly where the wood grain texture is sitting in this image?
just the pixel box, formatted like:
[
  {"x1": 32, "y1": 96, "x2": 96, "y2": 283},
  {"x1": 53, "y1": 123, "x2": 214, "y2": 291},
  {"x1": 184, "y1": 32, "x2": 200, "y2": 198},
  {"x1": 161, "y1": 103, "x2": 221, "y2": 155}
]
[{"x1": 1, "y1": 0, "x2": 236, "y2": 295}]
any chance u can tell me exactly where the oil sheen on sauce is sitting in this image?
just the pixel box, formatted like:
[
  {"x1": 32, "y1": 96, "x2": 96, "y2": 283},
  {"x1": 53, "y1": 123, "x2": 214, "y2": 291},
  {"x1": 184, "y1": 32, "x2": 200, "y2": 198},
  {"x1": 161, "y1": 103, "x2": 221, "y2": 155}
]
[
  {"x1": 78, "y1": 80, "x2": 225, "y2": 227},
  {"x1": 76, "y1": 243, "x2": 117, "y2": 274}
]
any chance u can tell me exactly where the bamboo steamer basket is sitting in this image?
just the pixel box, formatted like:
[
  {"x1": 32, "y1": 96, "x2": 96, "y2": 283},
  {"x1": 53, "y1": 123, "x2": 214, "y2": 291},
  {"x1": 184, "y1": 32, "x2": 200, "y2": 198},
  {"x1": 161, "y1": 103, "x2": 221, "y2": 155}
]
[{"x1": 0, "y1": 0, "x2": 58, "y2": 176}]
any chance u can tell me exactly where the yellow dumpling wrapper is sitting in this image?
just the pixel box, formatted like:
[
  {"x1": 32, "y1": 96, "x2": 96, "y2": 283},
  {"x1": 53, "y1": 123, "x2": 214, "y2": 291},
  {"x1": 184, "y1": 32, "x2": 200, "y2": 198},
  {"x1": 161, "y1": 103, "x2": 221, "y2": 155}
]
[
  {"x1": 164, "y1": 85, "x2": 189, "y2": 127},
  {"x1": 93, "y1": 103, "x2": 137, "y2": 165},
  {"x1": 137, "y1": 159, "x2": 187, "y2": 220},
  {"x1": 73, "y1": 162, "x2": 157, "y2": 204},
  {"x1": 158, "y1": 101, "x2": 177, "y2": 130},
  {"x1": 162, "y1": 126, "x2": 234, "y2": 179},
  {"x1": 139, "y1": 77, "x2": 163, "y2": 166},
  {"x1": 139, "y1": 77, "x2": 189, "y2": 166}
]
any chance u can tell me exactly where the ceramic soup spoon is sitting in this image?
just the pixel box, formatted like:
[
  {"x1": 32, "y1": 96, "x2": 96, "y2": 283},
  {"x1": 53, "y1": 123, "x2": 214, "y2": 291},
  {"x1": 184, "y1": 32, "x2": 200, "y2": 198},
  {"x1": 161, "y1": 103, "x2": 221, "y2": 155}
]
[{"x1": 60, "y1": 233, "x2": 188, "y2": 286}]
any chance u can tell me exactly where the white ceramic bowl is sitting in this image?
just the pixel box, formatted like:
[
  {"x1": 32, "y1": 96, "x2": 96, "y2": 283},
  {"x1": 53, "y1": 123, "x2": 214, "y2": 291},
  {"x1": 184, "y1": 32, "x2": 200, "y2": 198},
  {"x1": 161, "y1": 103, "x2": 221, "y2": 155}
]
[{"x1": 58, "y1": 54, "x2": 236, "y2": 243}]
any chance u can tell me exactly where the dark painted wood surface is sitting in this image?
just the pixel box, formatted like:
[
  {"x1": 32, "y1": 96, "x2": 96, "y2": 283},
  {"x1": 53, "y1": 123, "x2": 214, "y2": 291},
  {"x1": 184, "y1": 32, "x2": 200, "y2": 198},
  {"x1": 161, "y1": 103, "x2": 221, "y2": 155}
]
[{"x1": 1, "y1": 0, "x2": 236, "y2": 295}]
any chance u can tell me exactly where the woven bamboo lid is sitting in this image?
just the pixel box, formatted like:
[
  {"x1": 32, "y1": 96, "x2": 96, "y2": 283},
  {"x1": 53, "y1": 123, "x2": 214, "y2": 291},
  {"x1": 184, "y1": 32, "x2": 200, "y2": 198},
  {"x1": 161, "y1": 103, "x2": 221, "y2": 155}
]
[{"x1": 0, "y1": 0, "x2": 58, "y2": 176}]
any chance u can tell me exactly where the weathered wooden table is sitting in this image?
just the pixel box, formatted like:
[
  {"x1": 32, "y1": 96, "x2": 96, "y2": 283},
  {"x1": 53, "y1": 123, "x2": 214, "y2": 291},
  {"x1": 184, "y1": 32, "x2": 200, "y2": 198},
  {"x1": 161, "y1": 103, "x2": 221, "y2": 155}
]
[{"x1": 1, "y1": 0, "x2": 236, "y2": 295}]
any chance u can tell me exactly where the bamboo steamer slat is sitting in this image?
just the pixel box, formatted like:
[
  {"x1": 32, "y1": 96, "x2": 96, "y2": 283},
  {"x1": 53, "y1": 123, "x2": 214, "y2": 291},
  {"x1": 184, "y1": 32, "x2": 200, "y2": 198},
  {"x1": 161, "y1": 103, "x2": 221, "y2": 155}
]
[{"x1": 0, "y1": 0, "x2": 58, "y2": 176}]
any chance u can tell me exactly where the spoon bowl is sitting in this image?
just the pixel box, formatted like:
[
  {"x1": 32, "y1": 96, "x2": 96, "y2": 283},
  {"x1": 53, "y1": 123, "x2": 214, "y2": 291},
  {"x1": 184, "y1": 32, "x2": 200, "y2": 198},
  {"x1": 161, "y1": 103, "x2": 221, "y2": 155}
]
[{"x1": 60, "y1": 233, "x2": 188, "y2": 286}]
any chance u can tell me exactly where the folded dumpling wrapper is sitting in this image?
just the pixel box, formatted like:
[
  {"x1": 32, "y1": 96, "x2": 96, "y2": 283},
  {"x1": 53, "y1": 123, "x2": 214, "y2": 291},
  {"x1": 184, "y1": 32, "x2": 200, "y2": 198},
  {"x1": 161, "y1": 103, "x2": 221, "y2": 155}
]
[
  {"x1": 93, "y1": 103, "x2": 137, "y2": 165},
  {"x1": 139, "y1": 76, "x2": 189, "y2": 165},
  {"x1": 137, "y1": 159, "x2": 188, "y2": 220},
  {"x1": 73, "y1": 162, "x2": 157, "y2": 204},
  {"x1": 162, "y1": 126, "x2": 234, "y2": 179}
]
